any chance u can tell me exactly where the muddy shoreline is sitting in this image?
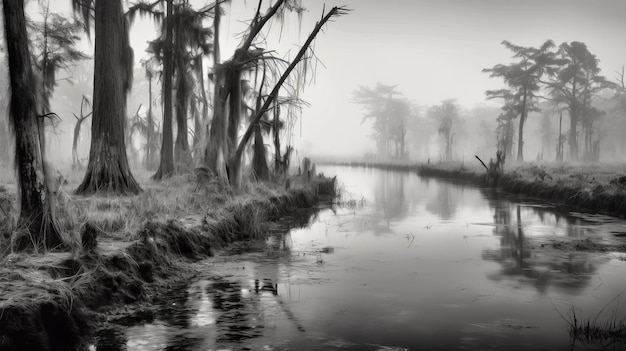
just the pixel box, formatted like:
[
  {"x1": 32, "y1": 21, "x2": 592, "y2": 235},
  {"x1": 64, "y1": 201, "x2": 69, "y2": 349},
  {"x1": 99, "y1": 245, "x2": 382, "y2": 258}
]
[{"x1": 0, "y1": 176, "x2": 336, "y2": 351}]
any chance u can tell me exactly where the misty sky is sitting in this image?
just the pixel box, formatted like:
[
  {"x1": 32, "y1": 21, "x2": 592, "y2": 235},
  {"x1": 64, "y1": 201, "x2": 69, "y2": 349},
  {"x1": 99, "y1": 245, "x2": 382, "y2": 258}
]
[{"x1": 45, "y1": 0, "x2": 626, "y2": 158}]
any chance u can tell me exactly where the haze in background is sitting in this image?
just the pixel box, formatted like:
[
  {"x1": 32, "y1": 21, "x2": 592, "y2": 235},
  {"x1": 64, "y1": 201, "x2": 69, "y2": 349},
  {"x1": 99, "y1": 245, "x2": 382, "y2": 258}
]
[{"x1": 39, "y1": 0, "x2": 626, "y2": 162}]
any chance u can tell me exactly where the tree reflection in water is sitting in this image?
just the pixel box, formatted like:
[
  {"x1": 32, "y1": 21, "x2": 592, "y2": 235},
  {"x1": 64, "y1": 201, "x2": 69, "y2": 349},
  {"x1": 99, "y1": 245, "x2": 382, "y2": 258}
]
[
  {"x1": 481, "y1": 189, "x2": 603, "y2": 294},
  {"x1": 424, "y1": 181, "x2": 462, "y2": 220},
  {"x1": 375, "y1": 170, "x2": 408, "y2": 221}
]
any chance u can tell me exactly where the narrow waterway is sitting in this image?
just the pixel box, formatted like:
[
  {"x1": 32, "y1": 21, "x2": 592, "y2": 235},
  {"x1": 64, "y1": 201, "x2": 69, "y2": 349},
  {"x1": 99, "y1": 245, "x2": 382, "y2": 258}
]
[{"x1": 96, "y1": 166, "x2": 626, "y2": 350}]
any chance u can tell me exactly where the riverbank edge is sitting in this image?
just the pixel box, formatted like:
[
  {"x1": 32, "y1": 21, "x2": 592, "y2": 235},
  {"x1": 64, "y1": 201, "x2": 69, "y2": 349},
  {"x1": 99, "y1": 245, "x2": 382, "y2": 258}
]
[
  {"x1": 0, "y1": 176, "x2": 336, "y2": 351},
  {"x1": 324, "y1": 161, "x2": 626, "y2": 218}
]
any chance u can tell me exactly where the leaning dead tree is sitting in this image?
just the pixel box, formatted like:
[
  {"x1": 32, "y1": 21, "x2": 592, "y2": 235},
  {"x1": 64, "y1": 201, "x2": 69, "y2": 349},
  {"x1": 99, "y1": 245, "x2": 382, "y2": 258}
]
[
  {"x1": 228, "y1": 6, "x2": 348, "y2": 188},
  {"x1": 205, "y1": 0, "x2": 288, "y2": 182},
  {"x1": 205, "y1": 0, "x2": 309, "y2": 181},
  {"x1": 205, "y1": 3, "x2": 347, "y2": 188}
]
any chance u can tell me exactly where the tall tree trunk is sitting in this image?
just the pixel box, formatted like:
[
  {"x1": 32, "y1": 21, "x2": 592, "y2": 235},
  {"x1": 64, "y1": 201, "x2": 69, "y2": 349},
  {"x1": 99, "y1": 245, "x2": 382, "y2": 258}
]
[
  {"x1": 213, "y1": 1, "x2": 220, "y2": 71},
  {"x1": 196, "y1": 59, "x2": 208, "y2": 148},
  {"x1": 3, "y1": 0, "x2": 63, "y2": 249},
  {"x1": 273, "y1": 102, "x2": 281, "y2": 174},
  {"x1": 204, "y1": 0, "x2": 227, "y2": 179},
  {"x1": 517, "y1": 89, "x2": 527, "y2": 162},
  {"x1": 556, "y1": 112, "x2": 563, "y2": 162},
  {"x1": 76, "y1": 0, "x2": 141, "y2": 194},
  {"x1": 174, "y1": 15, "x2": 191, "y2": 171},
  {"x1": 252, "y1": 123, "x2": 269, "y2": 181},
  {"x1": 154, "y1": 0, "x2": 175, "y2": 179},
  {"x1": 205, "y1": 72, "x2": 230, "y2": 180},
  {"x1": 174, "y1": 62, "x2": 190, "y2": 170},
  {"x1": 568, "y1": 81, "x2": 578, "y2": 161},
  {"x1": 400, "y1": 122, "x2": 405, "y2": 159},
  {"x1": 226, "y1": 67, "x2": 242, "y2": 155},
  {"x1": 147, "y1": 74, "x2": 153, "y2": 168}
]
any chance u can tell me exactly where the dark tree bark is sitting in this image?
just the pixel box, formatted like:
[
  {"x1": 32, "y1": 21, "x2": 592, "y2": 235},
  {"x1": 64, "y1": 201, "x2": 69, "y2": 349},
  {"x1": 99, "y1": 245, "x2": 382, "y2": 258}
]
[
  {"x1": 76, "y1": 0, "x2": 141, "y2": 194},
  {"x1": 193, "y1": 56, "x2": 208, "y2": 151},
  {"x1": 153, "y1": 0, "x2": 175, "y2": 179},
  {"x1": 146, "y1": 72, "x2": 154, "y2": 168},
  {"x1": 173, "y1": 12, "x2": 191, "y2": 170},
  {"x1": 226, "y1": 67, "x2": 242, "y2": 154},
  {"x1": 273, "y1": 102, "x2": 281, "y2": 174},
  {"x1": 252, "y1": 123, "x2": 269, "y2": 181},
  {"x1": 3, "y1": 0, "x2": 63, "y2": 249},
  {"x1": 252, "y1": 67, "x2": 269, "y2": 181}
]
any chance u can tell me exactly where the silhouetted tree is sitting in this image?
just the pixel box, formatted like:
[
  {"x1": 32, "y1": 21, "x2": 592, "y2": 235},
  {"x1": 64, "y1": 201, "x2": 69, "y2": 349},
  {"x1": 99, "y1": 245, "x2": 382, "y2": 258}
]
[
  {"x1": 547, "y1": 42, "x2": 614, "y2": 161},
  {"x1": 172, "y1": 3, "x2": 212, "y2": 169},
  {"x1": 484, "y1": 40, "x2": 560, "y2": 161},
  {"x1": 353, "y1": 83, "x2": 403, "y2": 158},
  {"x1": 428, "y1": 99, "x2": 458, "y2": 162},
  {"x1": 140, "y1": 57, "x2": 159, "y2": 169}
]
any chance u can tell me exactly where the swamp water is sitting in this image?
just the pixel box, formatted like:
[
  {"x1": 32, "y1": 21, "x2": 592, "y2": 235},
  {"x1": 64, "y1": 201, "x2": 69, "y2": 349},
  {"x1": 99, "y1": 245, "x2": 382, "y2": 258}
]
[{"x1": 96, "y1": 166, "x2": 626, "y2": 350}]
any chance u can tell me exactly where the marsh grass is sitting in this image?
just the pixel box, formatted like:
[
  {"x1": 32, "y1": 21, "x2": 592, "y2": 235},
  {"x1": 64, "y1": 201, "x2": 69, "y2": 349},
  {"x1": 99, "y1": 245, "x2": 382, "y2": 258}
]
[
  {"x1": 554, "y1": 295, "x2": 626, "y2": 344},
  {"x1": 413, "y1": 161, "x2": 626, "y2": 216},
  {"x1": 0, "y1": 164, "x2": 336, "y2": 349}
]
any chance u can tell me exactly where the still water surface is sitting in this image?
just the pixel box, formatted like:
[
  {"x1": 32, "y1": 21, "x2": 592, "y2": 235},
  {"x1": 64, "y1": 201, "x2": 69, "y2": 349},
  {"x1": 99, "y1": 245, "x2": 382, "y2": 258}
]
[{"x1": 97, "y1": 166, "x2": 626, "y2": 350}]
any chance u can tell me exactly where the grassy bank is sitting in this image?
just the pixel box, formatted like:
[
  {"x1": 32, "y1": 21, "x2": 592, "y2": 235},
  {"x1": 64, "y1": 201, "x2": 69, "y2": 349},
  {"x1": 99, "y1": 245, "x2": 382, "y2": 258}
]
[
  {"x1": 0, "y1": 169, "x2": 336, "y2": 350},
  {"x1": 323, "y1": 160, "x2": 626, "y2": 218},
  {"x1": 422, "y1": 162, "x2": 626, "y2": 217}
]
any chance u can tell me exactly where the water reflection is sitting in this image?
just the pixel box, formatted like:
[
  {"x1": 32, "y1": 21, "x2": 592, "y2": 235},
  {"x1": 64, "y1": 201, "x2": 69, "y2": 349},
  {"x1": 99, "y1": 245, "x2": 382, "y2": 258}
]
[
  {"x1": 424, "y1": 181, "x2": 461, "y2": 220},
  {"x1": 375, "y1": 171, "x2": 408, "y2": 221},
  {"x1": 481, "y1": 189, "x2": 604, "y2": 294},
  {"x1": 95, "y1": 166, "x2": 626, "y2": 350}
]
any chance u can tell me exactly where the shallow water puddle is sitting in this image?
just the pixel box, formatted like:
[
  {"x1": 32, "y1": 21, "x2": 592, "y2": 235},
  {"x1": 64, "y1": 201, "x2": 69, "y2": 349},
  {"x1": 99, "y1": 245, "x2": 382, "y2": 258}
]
[{"x1": 96, "y1": 166, "x2": 626, "y2": 350}]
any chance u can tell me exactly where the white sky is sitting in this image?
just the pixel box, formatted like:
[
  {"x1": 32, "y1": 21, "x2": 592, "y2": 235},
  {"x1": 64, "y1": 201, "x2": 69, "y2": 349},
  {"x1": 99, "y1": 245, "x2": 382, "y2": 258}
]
[{"x1": 43, "y1": 0, "x2": 626, "y2": 158}]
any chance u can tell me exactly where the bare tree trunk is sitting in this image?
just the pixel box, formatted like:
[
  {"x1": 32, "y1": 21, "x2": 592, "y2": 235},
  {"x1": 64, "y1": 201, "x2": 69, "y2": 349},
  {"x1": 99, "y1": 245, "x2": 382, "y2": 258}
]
[
  {"x1": 196, "y1": 59, "x2": 208, "y2": 149},
  {"x1": 252, "y1": 67, "x2": 269, "y2": 181},
  {"x1": 226, "y1": 68, "x2": 242, "y2": 156},
  {"x1": 3, "y1": 0, "x2": 63, "y2": 249},
  {"x1": 556, "y1": 112, "x2": 563, "y2": 162},
  {"x1": 568, "y1": 81, "x2": 578, "y2": 161},
  {"x1": 174, "y1": 69, "x2": 190, "y2": 170},
  {"x1": 76, "y1": 0, "x2": 141, "y2": 194},
  {"x1": 147, "y1": 73, "x2": 153, "y2": 168},
  {"x1": 205, "y1": 72, "x2": 230, "y2": 180},
  {"x1": 517, "y1": 89, "x2": 527, "y2": 162},
  {"x1": 273, "y1": 102, "x2": 281, "y2": 174},
  {"x1": 252, "y1": 123, "x2": 269, "y2": 181},
  {"x1": 154, "y1": 0, "x2": 175, "y2": 179},
  {"x1": 174, "y1": 14, "x2": 191, "y2": 171},
  {"x1": 204, "y1": 0, "x2": 227, "y2": 179},
  {"x1": 229, "y1": 6, "x2": 345, "y2": 188}
]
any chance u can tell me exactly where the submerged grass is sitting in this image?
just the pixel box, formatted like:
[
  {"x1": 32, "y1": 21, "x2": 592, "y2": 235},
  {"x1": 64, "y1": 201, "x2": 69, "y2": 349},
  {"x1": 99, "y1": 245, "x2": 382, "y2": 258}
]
[
  {"x1": 0, "y1": 166, "x2": 336, "y2": 350},
  {"x1": 555, "y1": 295, "x2": 626, "y2": 345}
]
